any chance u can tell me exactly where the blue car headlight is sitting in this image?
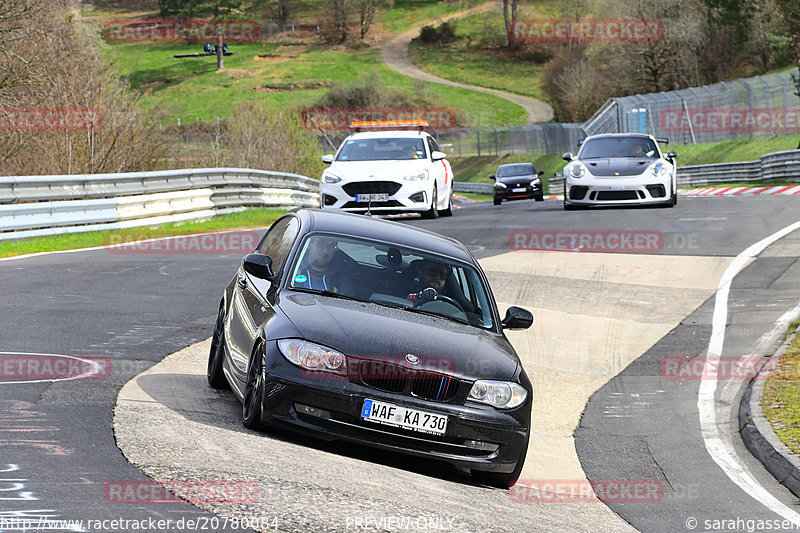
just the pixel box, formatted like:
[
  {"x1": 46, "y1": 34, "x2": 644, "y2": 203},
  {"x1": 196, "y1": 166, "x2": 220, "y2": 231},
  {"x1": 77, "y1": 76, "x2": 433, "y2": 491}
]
[
  {"x1": 277, "y1": 339, "x2": 347, "y2": 376},
  {"x1": 468, "y1": 380, "x2": 527, "y2": 409}
]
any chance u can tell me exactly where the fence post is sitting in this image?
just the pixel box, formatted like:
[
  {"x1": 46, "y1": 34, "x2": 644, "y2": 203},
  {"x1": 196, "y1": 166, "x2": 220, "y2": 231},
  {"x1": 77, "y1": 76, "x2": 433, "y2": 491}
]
[
  {"x1": 477, "y1": 128, "x2": 481, "y2": 157},
  {"x1": 492, "y1": 127, "x2": 499, "y2": 156}
]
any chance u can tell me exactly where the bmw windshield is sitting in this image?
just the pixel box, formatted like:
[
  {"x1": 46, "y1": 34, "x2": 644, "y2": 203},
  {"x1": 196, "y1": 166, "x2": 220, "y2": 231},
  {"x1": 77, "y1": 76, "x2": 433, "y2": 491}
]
[{"x1": 288, "y1": 233, "x2": 496, "y2": 329}]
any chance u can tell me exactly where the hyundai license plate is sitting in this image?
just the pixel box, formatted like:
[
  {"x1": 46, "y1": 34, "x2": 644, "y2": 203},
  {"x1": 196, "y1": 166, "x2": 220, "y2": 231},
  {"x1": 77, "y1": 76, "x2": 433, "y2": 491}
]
[
  {"x1": 355, "y1": 194, "x2": 389, "y2": 202},
  {"x1": 361, "y1": 399, "x2": 447, "y2": 435},
  {"x1": 511, "y1": 188, "x2": 526, "y2": 193}
]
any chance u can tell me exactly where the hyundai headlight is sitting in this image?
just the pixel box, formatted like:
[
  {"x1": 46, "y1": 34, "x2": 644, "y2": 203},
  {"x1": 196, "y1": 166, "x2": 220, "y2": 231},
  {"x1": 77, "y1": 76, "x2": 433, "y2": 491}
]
[
  {"x1": 322, "y1": 173, "x2": 342, "y2": 184},
  {"x1": 493, "y1": 181, "x2": 507, "y2": 189},
  {"x1": 529, "y1": 178, "x2": 541, "y2": 186},
  {"x1": 468, "y1": 380, "x2": 527, "y2": 409},
  {"x1": 650, "y1": 162, "x2": 666, "y2": 177},
  {"x1": 403, "y1": 170, "x2": 429, "y2": 181},
  {"x1": 277, "y1": 339, "x2": 346, "y2": 375},
  {"x1": 569, "y1": 164, "x2": 585, "y2": 178}
]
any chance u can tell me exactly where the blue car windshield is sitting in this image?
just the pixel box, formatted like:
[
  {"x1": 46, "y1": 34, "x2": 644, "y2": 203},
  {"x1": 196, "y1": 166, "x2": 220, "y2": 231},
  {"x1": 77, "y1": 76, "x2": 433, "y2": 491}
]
[
  {"x1": 579, "y1": 138, "x2": 658, "y2": 159},
  {"x1": 289, "y1": 233, "x2": 496, "y2": 329}
]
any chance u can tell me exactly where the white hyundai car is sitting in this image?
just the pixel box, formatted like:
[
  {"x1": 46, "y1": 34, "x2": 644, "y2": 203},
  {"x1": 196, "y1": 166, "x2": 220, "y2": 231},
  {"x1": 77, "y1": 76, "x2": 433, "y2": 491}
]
[
  {"x1": 562, "y1": 133, "x2": 678, "y2": 210},
  {"x1": 319, "y1": 121, "x2": 454, "y2": 218}
]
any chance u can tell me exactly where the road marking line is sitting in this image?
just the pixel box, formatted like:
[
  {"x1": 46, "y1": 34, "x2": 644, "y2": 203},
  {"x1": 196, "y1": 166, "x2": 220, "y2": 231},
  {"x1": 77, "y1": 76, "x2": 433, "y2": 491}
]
[{"x1": 698, "y1": 219, "x2": 800, "y2": 524}]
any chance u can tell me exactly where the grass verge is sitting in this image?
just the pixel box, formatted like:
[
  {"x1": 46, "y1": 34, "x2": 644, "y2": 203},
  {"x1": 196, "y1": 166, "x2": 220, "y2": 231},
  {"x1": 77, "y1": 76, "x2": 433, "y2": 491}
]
[
  {"x1": 0, "y1": 208, "x2": 285, "y2": 259},
  {"x1": 762, "y1": 322, "x2": 800, "y2": 457},
  {"x1": 455, "y1": 192, "x2": 493, "y2": 202}
]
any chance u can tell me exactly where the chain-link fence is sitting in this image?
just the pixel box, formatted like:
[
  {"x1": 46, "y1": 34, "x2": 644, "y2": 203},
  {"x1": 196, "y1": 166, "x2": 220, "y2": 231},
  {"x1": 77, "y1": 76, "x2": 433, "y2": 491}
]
[{"x1": 313, "y1": 69, "x2": 800, "y2": 156}]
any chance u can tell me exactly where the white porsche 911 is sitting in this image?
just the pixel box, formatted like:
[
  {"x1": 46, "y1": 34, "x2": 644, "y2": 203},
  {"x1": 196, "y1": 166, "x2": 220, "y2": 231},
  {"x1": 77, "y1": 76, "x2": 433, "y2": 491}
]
[
  {"x1": 562, "y1": 133, "x2": 678, "y2": 210},
  {"x1": 319, "y1": 120, "x2": 454, "y2": 219}
]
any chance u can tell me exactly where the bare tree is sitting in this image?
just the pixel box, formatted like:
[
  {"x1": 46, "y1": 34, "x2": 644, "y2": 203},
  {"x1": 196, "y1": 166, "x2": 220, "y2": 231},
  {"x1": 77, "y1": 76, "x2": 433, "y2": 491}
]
[
  {"x1": 359, "y1": 0, "x2": 376, "y2": 40},
  {"x1": 502, "y1": 0, "x2": 519, "y2": 48}
]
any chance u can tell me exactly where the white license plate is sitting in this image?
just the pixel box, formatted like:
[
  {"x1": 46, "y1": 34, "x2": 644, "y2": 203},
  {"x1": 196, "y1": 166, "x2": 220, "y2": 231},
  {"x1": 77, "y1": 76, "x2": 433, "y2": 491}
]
[
  {"x1": 511, "y1": 188, "x2": 526, "y2": 193},
  {"x1": 608, "y1": 185, "x2": 626, "y2": 190},
  {"x1": 355, "y1": 193, "x2": 389, "y2": 202},
  {"x1": 361, "y1": 399, "x2": 447, "y2": 435}
]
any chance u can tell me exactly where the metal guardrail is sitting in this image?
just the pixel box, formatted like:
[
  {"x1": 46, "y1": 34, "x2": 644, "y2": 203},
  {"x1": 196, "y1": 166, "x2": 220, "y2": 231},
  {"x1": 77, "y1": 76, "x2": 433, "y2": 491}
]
[{"x1": 0, "y1": 168, "x2": 319, "y2": 241}]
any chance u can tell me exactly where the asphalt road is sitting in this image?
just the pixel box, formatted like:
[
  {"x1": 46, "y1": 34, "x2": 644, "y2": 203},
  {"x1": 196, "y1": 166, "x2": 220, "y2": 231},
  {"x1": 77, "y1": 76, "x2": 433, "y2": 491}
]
[{"x1": 2, "y1": 196, "x2": 800, "y2": 532}]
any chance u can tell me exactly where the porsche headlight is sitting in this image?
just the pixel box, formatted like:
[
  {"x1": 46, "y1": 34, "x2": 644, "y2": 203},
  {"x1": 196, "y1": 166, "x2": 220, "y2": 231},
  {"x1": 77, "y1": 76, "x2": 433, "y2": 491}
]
[
  {"x1": 650, "y1": 162, "x2": 666, "y2": 177},
  {"x1": 403, "y1": 170, "x2": 429, "y2": 181},
  {"x1": 569, "y1": 164, "x2": 585, "y2": 178},
  {"x1": 277, "y1": 339, "x2": 346, "y2": 375},
  {"x1": 468, "y1": 380, "x2": 527, "y2": 409},
  {"x1": 322, "y1": 173, "x2": 341, "y2": 184},
  {"x1": 493, "y1": 181, "x2": 507, "y2": 189}
]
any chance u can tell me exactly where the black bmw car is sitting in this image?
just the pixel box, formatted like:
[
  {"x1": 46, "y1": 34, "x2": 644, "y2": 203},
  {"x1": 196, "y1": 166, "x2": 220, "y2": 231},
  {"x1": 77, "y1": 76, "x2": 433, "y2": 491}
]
[
  {"x1": 490, "y1": 163, "x2": 545, "y2": 205},
  {"x1": 208, "y1": 208, "x2": 534, "y2": 487}
]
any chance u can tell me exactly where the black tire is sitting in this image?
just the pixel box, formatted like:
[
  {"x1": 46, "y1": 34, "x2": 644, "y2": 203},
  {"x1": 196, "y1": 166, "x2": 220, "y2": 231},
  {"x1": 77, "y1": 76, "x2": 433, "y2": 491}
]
[
  {"x1": 421, "y1": 187, "x2": 439, "y2": 219},
  {"x1": 671, "y1": 185, "x2": 678, "y2": 207},
  {"x1": 472, "y1": 432, "x2": 529, "y2": 489},
  {"x1": 493, "y1": 198, "x2": 501, "y2": 206},
  {"x1": 207, "y1": 304, "x2": 229, "y2": 389},
  {"x1": 242, "y1": 342, "x2": 267, "y2": 430},
  {"x1": 440, "y1": 188, "x2": 454, "y2": 217}
]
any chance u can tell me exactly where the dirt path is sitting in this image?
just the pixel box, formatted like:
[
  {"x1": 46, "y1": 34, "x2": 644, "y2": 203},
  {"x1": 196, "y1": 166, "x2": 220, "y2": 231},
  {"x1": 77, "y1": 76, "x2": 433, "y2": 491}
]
[{"x1": 380, "y1": 1, "x2": 554, "y2": 125}]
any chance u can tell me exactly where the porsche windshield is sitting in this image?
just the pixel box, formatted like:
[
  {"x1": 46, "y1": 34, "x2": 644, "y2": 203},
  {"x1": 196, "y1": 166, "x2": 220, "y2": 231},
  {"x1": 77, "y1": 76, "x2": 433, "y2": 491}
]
[
  {"x1": 336, "y1": 138, "x2": 427, "y2": 161},
  {"x1": 579, "y1": 137, "x2": 658, "y2": 159},
  {"x1": 289, "y1": 233, "x2": 495, "y2": 329}
]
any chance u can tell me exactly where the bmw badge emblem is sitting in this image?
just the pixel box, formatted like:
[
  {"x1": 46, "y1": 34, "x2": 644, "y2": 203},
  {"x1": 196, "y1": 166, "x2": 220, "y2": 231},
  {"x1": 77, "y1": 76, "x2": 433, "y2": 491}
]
[{"x1": 405, "y1": 354, "x2": 420, "y2": 365}]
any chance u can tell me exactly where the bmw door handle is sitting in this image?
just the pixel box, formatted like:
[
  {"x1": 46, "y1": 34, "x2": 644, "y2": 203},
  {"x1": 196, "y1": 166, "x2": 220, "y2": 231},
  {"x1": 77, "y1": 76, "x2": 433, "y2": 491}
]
[{"x1": 237, "y1": 275, "x2": 247, "y2": 289}]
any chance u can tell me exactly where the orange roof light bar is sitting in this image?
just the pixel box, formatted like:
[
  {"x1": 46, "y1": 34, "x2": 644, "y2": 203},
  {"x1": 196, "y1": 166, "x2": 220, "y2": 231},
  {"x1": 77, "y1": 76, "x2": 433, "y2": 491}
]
[{"x1": 350, "y1": 120, "x2": 429, "y2": 132}]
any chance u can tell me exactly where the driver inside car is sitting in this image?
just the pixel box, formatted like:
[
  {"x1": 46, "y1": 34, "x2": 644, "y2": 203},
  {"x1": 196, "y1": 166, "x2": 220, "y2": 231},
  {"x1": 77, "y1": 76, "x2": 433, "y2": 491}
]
[
  {"x1": 293, "y1": 236, "x2": 354, "y2": 295},
  {"x1": 407, "y1": 259, "x2": 474, "y2": 313}
]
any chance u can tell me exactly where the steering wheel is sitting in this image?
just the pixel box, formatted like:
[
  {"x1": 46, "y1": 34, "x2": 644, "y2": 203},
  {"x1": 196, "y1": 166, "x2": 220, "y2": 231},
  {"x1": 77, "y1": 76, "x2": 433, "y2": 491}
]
[{"x1": 431, "y1": 294, "x2": 465, "y2": 312}]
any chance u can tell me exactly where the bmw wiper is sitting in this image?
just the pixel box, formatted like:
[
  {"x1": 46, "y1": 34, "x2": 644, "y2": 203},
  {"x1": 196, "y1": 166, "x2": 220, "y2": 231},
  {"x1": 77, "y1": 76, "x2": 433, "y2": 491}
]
[
  {"x1": 293, "y1": 288, "x2": 363, "y2": 302},
  {"x1": 403, "y1": 306, "x2": 470, "y2": 326}
]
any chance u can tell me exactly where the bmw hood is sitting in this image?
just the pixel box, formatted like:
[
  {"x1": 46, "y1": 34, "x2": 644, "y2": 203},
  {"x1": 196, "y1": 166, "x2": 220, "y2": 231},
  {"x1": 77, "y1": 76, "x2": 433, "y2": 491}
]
[
  {"x1": 276, "y1": 292, "x2": 519, "y2": 381},
  {"x1": 328, "y1": 160, "x2": 430, "y2": 181},
  {"x1": 582, "y1": 158, "x2": 655, "y2": 177}
]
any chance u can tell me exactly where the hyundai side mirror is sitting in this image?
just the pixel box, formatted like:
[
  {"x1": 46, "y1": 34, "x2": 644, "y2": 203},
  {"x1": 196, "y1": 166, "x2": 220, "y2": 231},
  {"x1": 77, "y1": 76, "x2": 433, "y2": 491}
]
[{"x1": 489, "y1": 174, "x2": 496, "y2": 180}]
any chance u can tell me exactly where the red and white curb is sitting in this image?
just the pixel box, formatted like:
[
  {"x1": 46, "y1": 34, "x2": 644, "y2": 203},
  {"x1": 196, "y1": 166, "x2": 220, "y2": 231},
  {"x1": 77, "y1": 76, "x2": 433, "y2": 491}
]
[{"x1": 680, "y1": 185, "x2": 800, "y2": 197}]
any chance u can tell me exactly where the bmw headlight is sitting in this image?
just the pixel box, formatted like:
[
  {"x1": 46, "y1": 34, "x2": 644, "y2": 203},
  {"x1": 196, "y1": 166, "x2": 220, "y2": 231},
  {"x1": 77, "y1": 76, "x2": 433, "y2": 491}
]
[
  {"x1": 493, "y1": 181, "x2": 507, "y2": 189},
  {"x1": 468, "y1": 380, "x2": 527, "y2": 409},
  {"x1": 322, "y1": 173, "x2": 342, "y2": 184},
  {"x1": 650, "y1": 162, "x2": 666, "y2": 177},
  {"x1": 277, "y1": 339, "x2": 346, "y2": 376},
  {"x1": 569, "y1": 164, "x2": 585, "y2": 178},
  {"x1": 403, "y1": 170, "x2": 429, "y2": 181}
]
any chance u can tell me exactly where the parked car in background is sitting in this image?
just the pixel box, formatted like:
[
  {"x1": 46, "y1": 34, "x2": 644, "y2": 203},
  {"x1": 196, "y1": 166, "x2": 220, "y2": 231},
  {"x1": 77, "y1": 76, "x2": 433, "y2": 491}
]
[{"x1": 491, "y1": 163, "x2": 544, "y2": 206}]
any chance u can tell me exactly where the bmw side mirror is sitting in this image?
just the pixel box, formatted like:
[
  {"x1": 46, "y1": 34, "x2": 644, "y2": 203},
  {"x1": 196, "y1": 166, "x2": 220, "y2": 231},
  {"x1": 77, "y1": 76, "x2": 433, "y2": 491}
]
[
  {"x1": 243, "y1": 253, "x2": 275, "y2": 281},
  {"x1": 667, "y1": 150, "x2": 678, "y2": 160},
  {"x1": 431, "y1": 151, "x2": 447, "y2": 161},
  {"x1": 562, "y1": 153, "x2": 573, "y2": 162},
  {"x1": 501, "y1": 306, "x2": 533, "y2": 330},
  {"x1": 321, "y1": 154, "x2": 334, "y2": 164}
]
